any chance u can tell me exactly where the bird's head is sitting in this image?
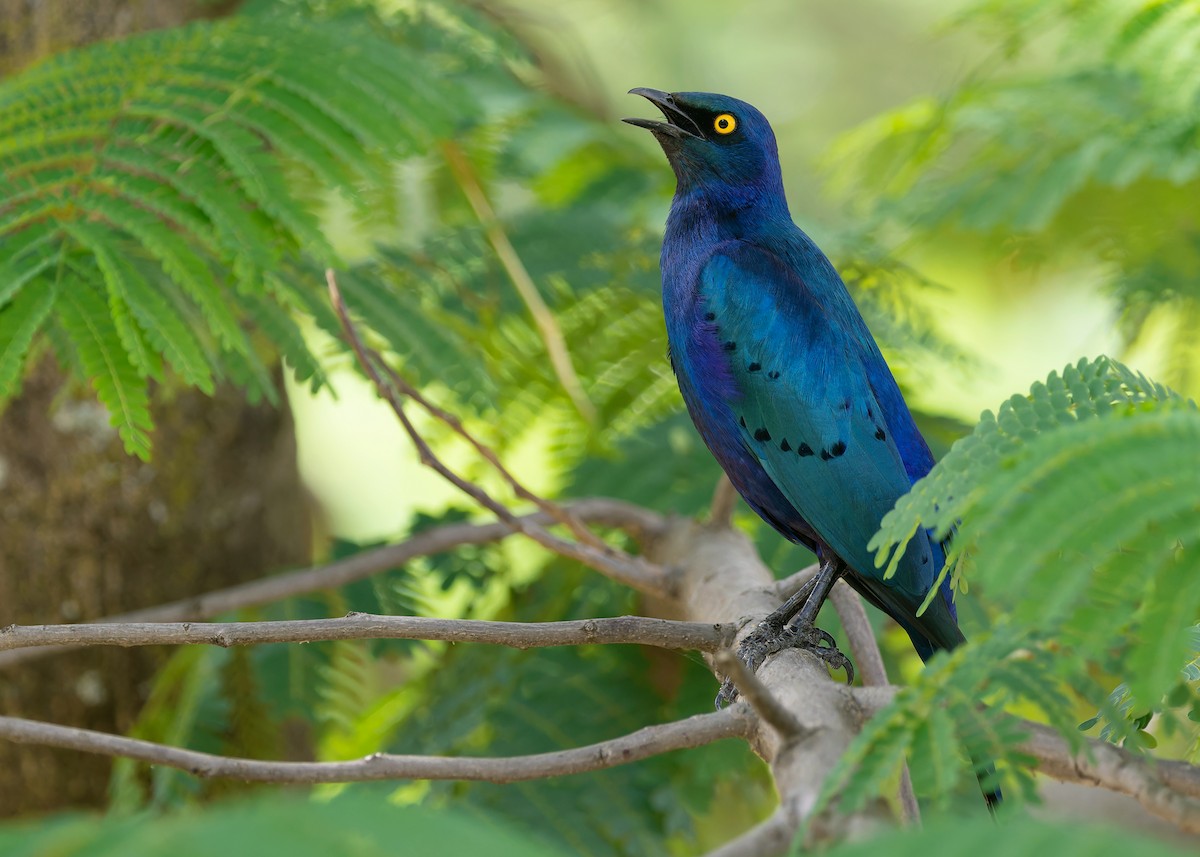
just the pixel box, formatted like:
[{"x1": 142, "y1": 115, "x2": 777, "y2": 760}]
[{"x1": 623, "y1": 88, "x2": 784, "y2": 207}]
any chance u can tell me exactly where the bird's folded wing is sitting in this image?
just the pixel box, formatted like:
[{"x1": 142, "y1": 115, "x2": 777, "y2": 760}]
[{"x1": 698, "y1": 244, "x2": 939, "y2": 603}]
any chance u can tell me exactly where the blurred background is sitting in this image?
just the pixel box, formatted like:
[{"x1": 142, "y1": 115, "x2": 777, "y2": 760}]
[
  {"x1": 1, "y1": 0, "x2": 1197, "y2": 853},
  {"x1": 296, "y1": 0, "x2": 1191, "y2": 542}
]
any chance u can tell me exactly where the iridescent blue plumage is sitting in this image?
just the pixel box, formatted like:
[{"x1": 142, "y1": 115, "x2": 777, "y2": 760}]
[
  {"x1": 626, "y1": 89, "x2": 998, "y2": 811},
  {"x1": 626, "y1": 89, "x2": 959, "y2": 658}
]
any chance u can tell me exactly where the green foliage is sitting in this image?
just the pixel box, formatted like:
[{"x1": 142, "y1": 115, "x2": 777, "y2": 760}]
[
  {"x1": 11, "y1": 0, "x2": 1199, "y2": 849},
  {"x1": 827, "y1": 356, "x2": 1200, "y2": 812},
  {"x1": 383, "y1": 564, "x2": 770, "y2": 856},
  {"x1": 1184, "y1": 626, "x2": 1200, "y2": 682},
  {"x1": 115, "y1": 539, "x2": 771, "y2": 854},
  {"x1": 872, "y1": 356, "x2": 1182, "y2": 588},
  {"x1": 327, "y1": 99, "x2": 703, "y2": 508},
  {"x1": 0, "y1": 0, "x2": 951, "y2": 474},
  {"x1": 830, "y1": 0, "x2": 1200, "y2": 388},
  {"x1": 824, "y1": 3, "x2": 1200, "y2": 808},
  {"x1": 0, "y1": 793, "x2": 566, "y2": 857},
  {"x1": 110, "y1": 645, "x2": 230, "y2": 811},
  {"x1": 0, "y1": 11, "x2": 472, "y2": 457},
  {"x1": 804, "y1": 815, "x2": 1198, "y2": 857},
  {"x1": 5, "y1": 795, "x2": 1196, "y2": 857},
  {"x1": 1081, "y1": 624, "x2": 1200, "y2": 753}
]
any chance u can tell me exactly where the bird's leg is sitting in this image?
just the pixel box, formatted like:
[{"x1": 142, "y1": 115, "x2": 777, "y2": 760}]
[
  {"x1": 778, "y1": 558, "x2": 853, "y2": 678},
  {"x1": 715, "y1": 557, "x2": 854, "y2": 708}
]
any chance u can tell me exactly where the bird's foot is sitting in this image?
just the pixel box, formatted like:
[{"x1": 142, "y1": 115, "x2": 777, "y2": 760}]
[{"x1": 714, "y1": 619, "x2": 854, "y2": 708}]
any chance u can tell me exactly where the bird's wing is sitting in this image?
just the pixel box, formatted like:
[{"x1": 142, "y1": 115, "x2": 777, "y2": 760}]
[{"x1": 696, "y1": 243, "x2": 941, "y2": 604}]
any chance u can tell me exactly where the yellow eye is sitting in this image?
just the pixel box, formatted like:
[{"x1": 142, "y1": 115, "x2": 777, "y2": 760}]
[{"x1": 713, "y1": 113, "x2": 737, "y2": 135}]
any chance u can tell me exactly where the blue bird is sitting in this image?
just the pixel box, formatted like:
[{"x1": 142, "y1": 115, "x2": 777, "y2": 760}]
[{"x1": 624, "y1": 89, "x2": 999, "y2": 811}]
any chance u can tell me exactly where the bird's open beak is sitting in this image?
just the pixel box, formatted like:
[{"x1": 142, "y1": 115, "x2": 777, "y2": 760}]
[{"x1": 622, "y1": 88, "x2": 702, "y2": 139}]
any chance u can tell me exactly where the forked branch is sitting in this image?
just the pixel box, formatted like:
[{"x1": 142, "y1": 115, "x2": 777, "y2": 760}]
[{"x1": 327, "y1": 269, "x2": 671, "y2": 598}]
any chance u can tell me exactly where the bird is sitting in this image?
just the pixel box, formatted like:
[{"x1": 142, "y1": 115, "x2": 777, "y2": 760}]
[{"x1": 624, "y1": 88, "x2": 1000, "y2": 811}]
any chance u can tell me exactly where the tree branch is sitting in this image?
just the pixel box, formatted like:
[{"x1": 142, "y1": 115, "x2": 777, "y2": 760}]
[
  {"x1": 853, "y1": 685, "x2": 1200, "y2": 832},
  {"x1": 0, "y1": 497, "x2": 663, "y2": 671},
  {"x1": 0, "y1": 705, "x2": 755, "y2": 785},
  {"x1": 645, "y1": 520, "x2": 895, "y2": 844},
  {"x1": 827, "y1": 581, "x2": 919, "y2": 825},
  {"x1": 715, "y1": 649, "x2": 807, "y2": 738},
  {"x1": 775, "y1": 564, "x2": 818, "y2": 602},
  {"x1": 328, "y1": 269, "x2": 672, "y2": 599},
  {"x1": 0, "y1": 614, "x2": 733, "y2": 653},
  {"x1": 828, "y1": 581, "x2": 888, "y2": 689},
  {"x1": 708, "y1": 475, "x2": 738, "y2": 529},
  {"x1": 7, "y1": 503, "x2": 1200, "y2": 839},
  {"x1": 1018, "y1": 718, "x2": 1200, "y2": 833}
]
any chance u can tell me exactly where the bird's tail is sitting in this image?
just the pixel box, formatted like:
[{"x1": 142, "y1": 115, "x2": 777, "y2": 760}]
[
  {"x1": 912, "y1": 608, "x2": 1003, "y2": 816},
  {"x1": 852, "y1": 569, "x2": 1002, "y2": 813}
]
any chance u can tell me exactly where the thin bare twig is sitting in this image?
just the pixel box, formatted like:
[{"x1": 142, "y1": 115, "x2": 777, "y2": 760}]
[
  {"x1": 770, "y1": 564, "x2": 922, "y2": 826},
  {"x1": 715, "y1": 650, "x2": 806, "y2": 738},
  {"x1": 828, "y1": 582, "x2": 887, "y2": 689},
  {"x1": 330, "y1": 265, "x2": 605, "y2": 553},
  {"x1": 374, "y1": 342, "x2": 613, "y2": 552},
  {"x1": 0, "y1": 706, "x2": 754, "y2": 784},
  {"x1": 441, "y1": 141, "x2": 596, "y2": 425},
  {"x1": 327, "y1": 269, "x2": 671, "y2": 599},
  {"x1": 897, "y1": 766, "x2": 920, "y2": 828},
  {"x1": 0, "y1": 614, "x2": 734, "y2": 653},
  {"x1": 369, "y1": 348, "x2": 610, "y2": 553},
  {"x1": 708, "y1": 475, "x2": 738, "y2": 529},
  {"x1": 775, "y1": 564, "x2": 818, "y2": 602},
  {"x1": 827, "y1": 582, "x2": 919, "y2": 825},
  {"x1": 0, "y1": 498, "x2": 664, "y2": 671}
]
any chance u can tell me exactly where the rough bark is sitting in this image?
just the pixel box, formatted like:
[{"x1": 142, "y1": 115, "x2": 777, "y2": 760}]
[
  {"x1": 0, "y1": 358, "x2": 307, "y2": 815},
  {"x1": 0, "y1": 0, "x2": 299, "y2": 817},
  {"x1": 644, "y1": 518, "x2": 891, "y2": 845},
  {"x1": 0, "y1": 0, "x2": 238, "y2": 77}
]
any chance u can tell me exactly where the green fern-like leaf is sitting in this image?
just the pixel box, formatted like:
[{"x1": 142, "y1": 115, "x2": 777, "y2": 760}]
[
  {"x1": 242, "y1": 289, "x2": 329, "y2": 393},
  {"x1": 0, "y1": 13, "x2": 476, "y2": 456},
  {"x1": 871, "y1": 355, "x2": 1182, "y2": 585},
  {"x1": 829, "y1": 358, "x2": 1199, "y2": 811},
  {"x1": 830, "y1": 1, "x2": 1200, "y2": 387},
  {"x1": 879, "y1": 358, "x2": 1199, "y2": 703},
  {"x1": 54, "y1": 277, "x2": 154, "y2": 459},
  {"x1": 0, "y1": 277, "x2": 56, "y2": 401},
  {"x1": 816, "y1": 630, "x2": 1052, "y2": 817},
  {"x1": 65, "y1": 223, "x2": 215, "y2": 393},
  {"x1": 0, "y1": 223, "x2": 58, "y2": 307},
  {"x1": 1183, "y1": 626, "x2": 1200, "y2": 682}
]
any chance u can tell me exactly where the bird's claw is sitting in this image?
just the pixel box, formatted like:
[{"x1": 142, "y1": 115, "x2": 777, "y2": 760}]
[
  {"x1": 714, "y1": 619, "x2": 854, "y2": 709},
  {"x1": 714, "y1": 678, "x2": 737, "y2": 710}
]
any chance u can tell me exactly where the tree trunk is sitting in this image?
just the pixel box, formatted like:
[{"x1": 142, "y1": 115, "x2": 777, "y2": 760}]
[
  {"x1": 0, "y1": 0, "x2": 310, "y2": 817},
  {"x1": 0, "y1": 0, "x2": 238, "y2": 77},
  {"x1": 0, "y1": 360, "x2": 310, "y2": 815}
]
